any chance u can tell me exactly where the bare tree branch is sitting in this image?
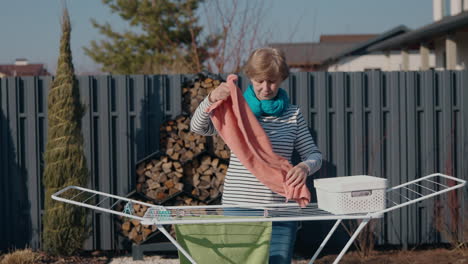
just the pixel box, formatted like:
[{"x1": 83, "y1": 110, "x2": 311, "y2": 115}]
[{"x1": 200, "y1": 0, "x2": 272, "y2": 73}]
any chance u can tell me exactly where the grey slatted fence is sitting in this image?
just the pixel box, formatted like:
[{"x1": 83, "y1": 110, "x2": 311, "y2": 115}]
[
  {"x1": 286, "y1": 71, "x2": 467, "y2": 248},
  {"x1": 0, "y1": 74, "x2": 183, "y2": 251},
  {"x1": 0, "y1": 71, "x2": 466, "y2": 252}
]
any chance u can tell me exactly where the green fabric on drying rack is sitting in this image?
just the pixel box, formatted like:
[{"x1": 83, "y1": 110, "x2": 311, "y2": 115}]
[{"x1": 175, "y1": 218, "x2": 272, "y2": 264}]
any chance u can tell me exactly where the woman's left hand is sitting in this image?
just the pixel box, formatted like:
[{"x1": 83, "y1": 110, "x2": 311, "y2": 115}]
[{"x1": 285, "y1": 163, "x2": 309, "y2": 187}]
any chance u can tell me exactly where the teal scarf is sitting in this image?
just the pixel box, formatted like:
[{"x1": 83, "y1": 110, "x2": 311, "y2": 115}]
[{"x1": 243, "y1": 85, "x2": 289, "y2": 117}]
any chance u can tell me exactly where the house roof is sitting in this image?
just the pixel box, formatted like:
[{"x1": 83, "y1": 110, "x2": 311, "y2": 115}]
[
  {"x1": 269, "y1": 42, "x2": 359, "y2": 67},
  {"x1": 269, "y1": 34, "x2": 380, "y2": 67},
  {"x1": 369, "y1": 11, "x2": 468, "y2": 51},
  {"x1": 323, "y1": 25, "x2": 411, "y2": 63},
  {"x1": 0, "y1": 64, "x2": 50, "y2": 77},
  {"x1": 319, "y1": 34, "x2": 378, "y2": 43},
  {"x1": 270, "y1": 29, "x2": 410, "y2": 67}
]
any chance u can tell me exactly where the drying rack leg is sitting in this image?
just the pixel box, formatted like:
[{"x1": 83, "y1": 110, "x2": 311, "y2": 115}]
[
  {"x1": 332, "y1": 218, "x2": 370, "y2": 264},
  {"x1": 308, "y1": 219, "x2": 342, "y2": 264},
  {"x1": 157, "y1": 225, "x2": 198, "y2": 264}
]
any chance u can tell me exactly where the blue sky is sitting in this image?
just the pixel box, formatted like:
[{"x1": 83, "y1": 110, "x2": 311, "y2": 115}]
[{"x1": 0, "y1": 0, "x2": 432, "y2": 74}]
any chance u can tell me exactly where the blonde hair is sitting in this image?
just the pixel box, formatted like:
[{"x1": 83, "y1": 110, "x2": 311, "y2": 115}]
[{"x1": 244, "y1": 47, "x2": 289, "y2": 82}]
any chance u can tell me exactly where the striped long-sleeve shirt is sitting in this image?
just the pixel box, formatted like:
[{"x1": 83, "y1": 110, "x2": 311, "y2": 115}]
[{"x1": 191, "y1": 96, "x2": 322, "y2": 205}]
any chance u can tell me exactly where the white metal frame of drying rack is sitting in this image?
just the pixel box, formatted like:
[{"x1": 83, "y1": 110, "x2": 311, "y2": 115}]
[{"x1": 52, "y1": 173, "x2": 466, "y2": 264}]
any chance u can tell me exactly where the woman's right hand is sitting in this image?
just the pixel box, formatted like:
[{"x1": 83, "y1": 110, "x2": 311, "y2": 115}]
[{"x1": 208, "y1": 82, "x2": 231, "y2": 103}]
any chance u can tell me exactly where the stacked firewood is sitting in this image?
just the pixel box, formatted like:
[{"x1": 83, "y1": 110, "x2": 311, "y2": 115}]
[
  {"x1": 160, "y1": 115, "x2": 206, "y2": 163},
  {"x1": 116, "y1": 198, "x2": 158, "y2": 244},
  {"x1": 212, "y1": 134, "x2": 230, "y2": 159},
  {"x1": 136, "y1": 156, "x2": 184, "y2": 202},
  {"x1": 183, "y1": 154, "x2": 227, "y2": 202},
  {"x1": 180, "y1": 74, "x2": 231, "y2": 159},
  {"x1": 182, "y1": 76, "x2": 220, "y2": 115},
  {"x1": 119, "y1": 73, "x2": 233, "y2": 244},
  {"x1": 168, "y1": 194, "x2": 208, "y2": 206}
]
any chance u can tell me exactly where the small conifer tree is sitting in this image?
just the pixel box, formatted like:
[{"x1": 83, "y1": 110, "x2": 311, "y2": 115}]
[{"x1": 42, "y1": 7, "x2": 89, "y2": 255}]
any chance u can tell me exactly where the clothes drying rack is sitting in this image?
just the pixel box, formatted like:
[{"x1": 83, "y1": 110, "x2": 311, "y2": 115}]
[{"x1": 52, "y1": 173, "x2": 466, "y2": 264}]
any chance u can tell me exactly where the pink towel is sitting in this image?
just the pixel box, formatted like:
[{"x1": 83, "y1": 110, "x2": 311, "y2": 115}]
[{"x1": 205, "y1": 74, "x2": 311, "y2": 207}]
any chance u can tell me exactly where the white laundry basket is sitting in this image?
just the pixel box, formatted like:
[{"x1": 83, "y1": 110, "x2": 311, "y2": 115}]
[{"x1": 314, "y1": 175, "x2": 387, "y2": 214}]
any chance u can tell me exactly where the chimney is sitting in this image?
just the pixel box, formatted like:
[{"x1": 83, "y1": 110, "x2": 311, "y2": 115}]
[
  {"x1": 14, "y1": 58, "x2": 29, "y2": 66},
  {"x1": 433, "y1": 0, "x2": 444, "y2": 21},
  {"x1": 451, "y1": 0, "x2": 462, "y2": 15}
]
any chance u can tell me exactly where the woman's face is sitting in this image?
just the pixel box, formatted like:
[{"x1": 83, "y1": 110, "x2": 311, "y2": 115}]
[{"x1": 250, "y1": 78, "x2": 282, "y2": 100}]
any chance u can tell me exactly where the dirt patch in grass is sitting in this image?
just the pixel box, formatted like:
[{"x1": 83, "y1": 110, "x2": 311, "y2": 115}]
[
  {"x1": 33, "y1": 255, "x2": 109, "y2": 264},
  {"x1": 2, "y1": 247, "x2": 467, "y2": 263},
  {"x1": 0, "y1": 249, "x2": 38, "y2": 264},
  {"x1": 16, "y1": 251, "x2": 110, "y2": 264},
  {"x1": 294, "y1": 247, "x2": 468, "y2": 264}
]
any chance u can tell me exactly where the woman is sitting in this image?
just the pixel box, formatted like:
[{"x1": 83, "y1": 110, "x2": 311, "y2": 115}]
[{"x1": 190, "y1": 47, "x2": 322, "y2": 264}]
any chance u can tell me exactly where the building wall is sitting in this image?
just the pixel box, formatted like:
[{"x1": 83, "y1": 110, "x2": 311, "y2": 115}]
[
  {"x1": 456, "y1": 31, "x2": 468, "y2": 69},
  {"x1": 434, "y1": 38, "x2": 446, "y2": 69},
  {"x1": 433, "y1": 31, "x2": 468, "y2": 70},
  {"x1": 327, "y1": 51, "x2": 436, "y2": 72}
]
